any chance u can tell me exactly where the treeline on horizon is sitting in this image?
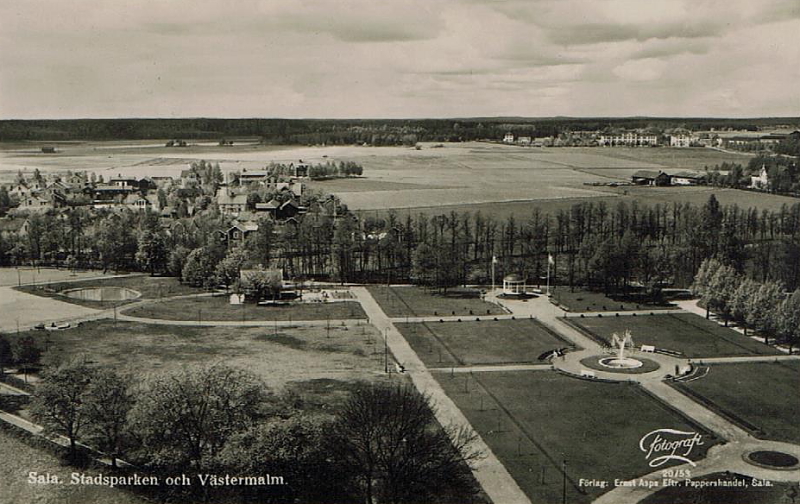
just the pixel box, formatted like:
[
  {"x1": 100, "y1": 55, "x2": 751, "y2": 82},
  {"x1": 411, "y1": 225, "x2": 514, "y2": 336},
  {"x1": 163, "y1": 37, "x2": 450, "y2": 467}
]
[{"x1": 1, "y1": 117, "x2": 798, "y2": 143}]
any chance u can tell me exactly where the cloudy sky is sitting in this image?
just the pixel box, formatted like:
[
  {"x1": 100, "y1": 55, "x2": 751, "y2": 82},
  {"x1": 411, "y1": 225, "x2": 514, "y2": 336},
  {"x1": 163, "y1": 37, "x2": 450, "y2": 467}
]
[{"x1": 1, "y1": 0, "x2": 798, "y2": 119}]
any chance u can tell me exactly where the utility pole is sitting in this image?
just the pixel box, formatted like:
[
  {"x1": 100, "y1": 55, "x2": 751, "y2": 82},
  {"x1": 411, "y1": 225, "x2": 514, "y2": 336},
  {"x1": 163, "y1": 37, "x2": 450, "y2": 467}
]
[{"x1": 562, "y1": 459, "x2": 567, "y2": 504}]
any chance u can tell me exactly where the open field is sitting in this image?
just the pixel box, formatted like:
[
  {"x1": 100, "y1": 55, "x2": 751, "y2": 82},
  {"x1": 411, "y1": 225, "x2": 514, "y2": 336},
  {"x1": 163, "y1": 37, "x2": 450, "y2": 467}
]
[
  {"x1": 674, "y1": 362, "x2": 800, "y2": 444},
  {"x1": 0, "y1": 267, "x2": 123, "y2": 288},
  {"x1": 569, "y1": 313, "x2": 782, "y2": 358},
  {"x1": 0, "y1": 430, "x2": 146, "y2": 504},
  {"x1": 8, "y1": 320, "x2": 390, "y2": 394},
  {"x1": 122, "y1": 295, "x2": 367, "y2": 321},
  {"x1": 4, "y1": 140, "x2": 782, "y2": 213},
  {"x1": 357, "y1": 185, "x2": 800, "y2": 223},
  {"x1": 641, "y1": 472, "x2": 799, "y2": 504},
  {"x1": 437, "y1": 371, "x2": 719, "y2": 504},
  {"x1": 17, "y1": 275, "x2": 198, "y2": 308},
  {"x1": 396, "y1": 319, "x2": 571, "y2": 367},
  {"x1": 366, "y1": 285, "x2": 505, "y2": 318},
  {"x1": 552, "y1": 288, "x2": 675, "y2": 312}
]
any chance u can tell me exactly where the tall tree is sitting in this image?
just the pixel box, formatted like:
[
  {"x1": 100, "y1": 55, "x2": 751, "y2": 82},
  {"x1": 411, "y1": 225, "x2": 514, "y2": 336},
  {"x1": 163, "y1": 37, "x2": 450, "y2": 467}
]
[
  {"x1": 29, "y1": 362, "x2": 96, "y2": 459},
  {"x1": 82, "y1": 368, "x2": 133, "y2": 468},
  {"x1": 330, "y1": 383, "x2": 481, "y2": 504},
  {"x1": 129, "y1": 365, "x2": 269, "y2": 471}
]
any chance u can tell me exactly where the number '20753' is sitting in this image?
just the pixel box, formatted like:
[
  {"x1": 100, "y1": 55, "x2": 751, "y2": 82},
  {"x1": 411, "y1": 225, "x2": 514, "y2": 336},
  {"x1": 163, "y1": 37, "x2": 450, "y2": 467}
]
[{"x1": 662, "y1": 469, "x2": 691, "y2": 478}]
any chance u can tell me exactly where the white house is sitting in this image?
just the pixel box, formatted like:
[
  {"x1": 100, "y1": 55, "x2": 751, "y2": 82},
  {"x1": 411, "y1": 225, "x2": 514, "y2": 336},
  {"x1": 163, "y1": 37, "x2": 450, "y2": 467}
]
[
  {"x1": 750, "y1": 165, "x2": 769, "y2": 190},
  {"x1": 503, "y1": 132, "x2": 515, "y2": 144},
  {"x1": 669, "y1": 134, "x2": 696, "y2": 147},
  {"x1": 599, "y1": 133, "x2": 658, "y2": 146}
]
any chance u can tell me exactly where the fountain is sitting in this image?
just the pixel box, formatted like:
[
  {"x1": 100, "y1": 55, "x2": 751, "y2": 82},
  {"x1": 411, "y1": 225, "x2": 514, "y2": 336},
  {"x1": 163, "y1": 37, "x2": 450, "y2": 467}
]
[{"x1": 599, "y1": 329, "x2": 643, "y2": 369}]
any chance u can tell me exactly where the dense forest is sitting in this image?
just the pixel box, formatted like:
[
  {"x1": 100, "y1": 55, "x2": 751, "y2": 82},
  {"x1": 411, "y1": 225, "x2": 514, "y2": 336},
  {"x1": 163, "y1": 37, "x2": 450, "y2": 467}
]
[
  {"x1": 2, "y1": 117, "x2": 798, "y2": 144},
  {"x1": 3, "y1": 195, "x2": 800, "y2": 295}
]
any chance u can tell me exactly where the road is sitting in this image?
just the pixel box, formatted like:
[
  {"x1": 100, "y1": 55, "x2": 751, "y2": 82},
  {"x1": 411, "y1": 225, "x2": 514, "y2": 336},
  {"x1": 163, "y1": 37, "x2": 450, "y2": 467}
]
[{"x1": 351, "y1": 286, "x2": 533, "y2": 504}]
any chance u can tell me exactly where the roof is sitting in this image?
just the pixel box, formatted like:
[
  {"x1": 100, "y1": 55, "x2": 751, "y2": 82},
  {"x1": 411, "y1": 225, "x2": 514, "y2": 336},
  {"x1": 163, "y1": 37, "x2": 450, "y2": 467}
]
[
  {"x1": 0, "y1": 218, "x2": 27, "y2": 233},
  {"x1": 216, "y1": 191, "x2": 248, "y2": 206},
  {"x1": 503, "y1": 274, "x2": 524, "y2": 282},
  {"x1": 670, "y1": 171, "x2": 705, "y2": 179},
  {"x1": 228, "y1": 221, "x2": 259, "y2": 233},
  {"x1": 239, "y1": 170, "x2": 270, "y2": 179},
  {"x1": 632, "y1": 170, "x2": 665, "y2": 179},
  {"x1": 255, "y1": 199, "x2": 280, "y2": 210}
]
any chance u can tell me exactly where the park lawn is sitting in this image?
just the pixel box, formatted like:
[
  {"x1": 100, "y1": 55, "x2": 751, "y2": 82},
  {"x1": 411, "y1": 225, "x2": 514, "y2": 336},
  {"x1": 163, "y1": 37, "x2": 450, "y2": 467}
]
[
  {"x1": 396, "y1": 319, "x2": 572, "y2": 367},
  {"x1": 552, "y1": 289, "x2": 675, "y2": 312},
  {"x1": 0, "y1": 430, "x2": 146, "y2": 504},
  {"x1": 569, "y1": 313, "x2": 782, "y2": 358},
  {"x1": 367, "y1": 285, "x2": 505, "y2": 318},
  {"x1": 17, "y1": 275, "x2": 198, "y2": 309},
  {"x1": 11, "y1": 320, "x2": 391, "y2": 394},
  {"x1": 675, "y1": 362, "x2": 800, "y2": 444},
  {"x1": 640, "y1": 472, "x2": 799, "y2": 504},
  {"x1": 437, "y1": 371, "x2": 720, "y2": 504},
  {"x1": 122, "y1": 295, "x2": 367, "y2": 321}
]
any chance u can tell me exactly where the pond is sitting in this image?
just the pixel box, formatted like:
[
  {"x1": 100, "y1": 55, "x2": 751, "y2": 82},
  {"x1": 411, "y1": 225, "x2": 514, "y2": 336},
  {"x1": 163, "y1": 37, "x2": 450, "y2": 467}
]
[{"x1": 62, "y1": 286, "x2": 141, "y2": 302}]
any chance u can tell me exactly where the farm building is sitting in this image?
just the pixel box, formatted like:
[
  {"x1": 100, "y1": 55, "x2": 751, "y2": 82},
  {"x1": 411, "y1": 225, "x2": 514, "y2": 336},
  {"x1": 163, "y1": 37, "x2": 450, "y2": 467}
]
[
  {"x1": 503, "y1": 132, "x2": 515, "y2": 144},
  {"x1": 631, "y1": 170, "x2": 670, "y2": 186},
  {"x1": 669, "y1": 171, "x2": 706, "y2": 186}
]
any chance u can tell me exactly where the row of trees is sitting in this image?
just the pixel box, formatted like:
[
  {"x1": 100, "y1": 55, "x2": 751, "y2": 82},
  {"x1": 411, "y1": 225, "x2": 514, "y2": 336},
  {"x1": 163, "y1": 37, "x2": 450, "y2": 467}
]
[
  {"x1": 5, "y1": 193, "x2": 800, "y2": 297},
  {"x1": 692, "y1": 258, "x2": 800, "y2": 350},
  {"x1": 262, "y1": 160, "x2": 364, "y2": 179},
  {"x1": 3, "y1": 117, "x2": 789, "y2": 142},
  {"x1": 23, "y1": 361, "x2": 479, "y2": 503}
]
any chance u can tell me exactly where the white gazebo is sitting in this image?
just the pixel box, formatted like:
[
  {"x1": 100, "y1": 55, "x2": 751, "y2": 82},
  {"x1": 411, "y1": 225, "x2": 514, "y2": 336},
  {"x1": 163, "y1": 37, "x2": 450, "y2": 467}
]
[{"x1": 502, "y1": 274, "x2": 526, "y2": 296}]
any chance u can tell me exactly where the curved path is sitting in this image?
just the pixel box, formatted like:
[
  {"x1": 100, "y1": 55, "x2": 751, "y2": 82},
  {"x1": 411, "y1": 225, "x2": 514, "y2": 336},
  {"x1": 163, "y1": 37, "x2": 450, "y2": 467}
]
[{"x1": 489, "y1": 292, "x2": 800, "y2": 504}]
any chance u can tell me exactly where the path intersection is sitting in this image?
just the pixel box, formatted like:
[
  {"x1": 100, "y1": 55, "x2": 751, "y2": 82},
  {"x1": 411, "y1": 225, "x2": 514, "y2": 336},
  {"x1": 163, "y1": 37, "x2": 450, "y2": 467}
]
[{"x1": 2, "y1": 274, "x2": 799, "y2": 504}]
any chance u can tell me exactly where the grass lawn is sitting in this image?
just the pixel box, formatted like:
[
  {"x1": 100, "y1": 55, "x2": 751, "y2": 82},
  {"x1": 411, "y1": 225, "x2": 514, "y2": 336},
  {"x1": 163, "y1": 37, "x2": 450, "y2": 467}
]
[
  {"x1": 16, "y1": 275, "x2": 198, "y2": 309},
  {"x1": 396, "y1": 319, "x2": 572, "y2": 367},
  {"x1": 367, "y1": 285, "x2": 505, "y2": 318},
  {"x1": 640, "y1": 472, "x2": 799, "y2": 504},
  {"x1": 552, "y1": 288, "x2": 674, "y2": 312},
  {"x1": 0, "y1": 430, "x2": 146, "y2": 504},
  {"x1": 569, "y1": 313, "x2": 782, "y2": 358},
  {"x1": 122, "y1": 295, "x2": 367, "y2": 321},
  {"x1": 675, "y1": 362, "x2": 800, "y2": 444},
  {"x1": 10, "y1": 319, "x2": 392, "y2": 395},
  {"x1": 437, "y1": 371, "x2": 720, "y2": 504}
]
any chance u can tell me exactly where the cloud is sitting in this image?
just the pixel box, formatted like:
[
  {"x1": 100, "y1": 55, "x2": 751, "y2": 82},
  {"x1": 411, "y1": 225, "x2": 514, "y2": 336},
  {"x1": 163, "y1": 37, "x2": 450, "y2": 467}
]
[
  {"x1": 0, "y1": 0, "x2": 798, "y2": 118},
  {"x1": 612, "y1": 58, "x2": 668, "y2": 81},
  {"x1": 631, "y1": 38, "x2": 712, "y2": 59}
]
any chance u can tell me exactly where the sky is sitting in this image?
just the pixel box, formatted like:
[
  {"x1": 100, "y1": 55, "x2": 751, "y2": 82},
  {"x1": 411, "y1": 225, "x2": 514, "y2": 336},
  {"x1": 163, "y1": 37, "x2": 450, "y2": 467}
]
[{"x1": 0, "y1": 0, "x2": 799, "y2": 119}]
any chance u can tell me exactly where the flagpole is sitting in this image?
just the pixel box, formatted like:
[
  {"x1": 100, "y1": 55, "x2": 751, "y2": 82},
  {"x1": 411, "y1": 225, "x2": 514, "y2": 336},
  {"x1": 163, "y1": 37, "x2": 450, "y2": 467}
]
[
  {"x1": 546, "y1": 258, "x2": 550, "y2": 297},
  {"x1": 546, "y1": 254, "x2": 552, "y2": 297},
  {"x1": 491, "y1": 256, "x2": 496, "y2": 295}
]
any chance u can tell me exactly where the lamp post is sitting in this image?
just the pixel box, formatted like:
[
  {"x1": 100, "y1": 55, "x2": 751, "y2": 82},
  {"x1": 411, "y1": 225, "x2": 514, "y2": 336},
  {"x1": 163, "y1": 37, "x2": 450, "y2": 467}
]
[
  {"x1": 562, "y1": 459, "x2": 568, "y2": 504},
  {"x1": 384, "y1": 328, "x2": 389, "y2": 374}
]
